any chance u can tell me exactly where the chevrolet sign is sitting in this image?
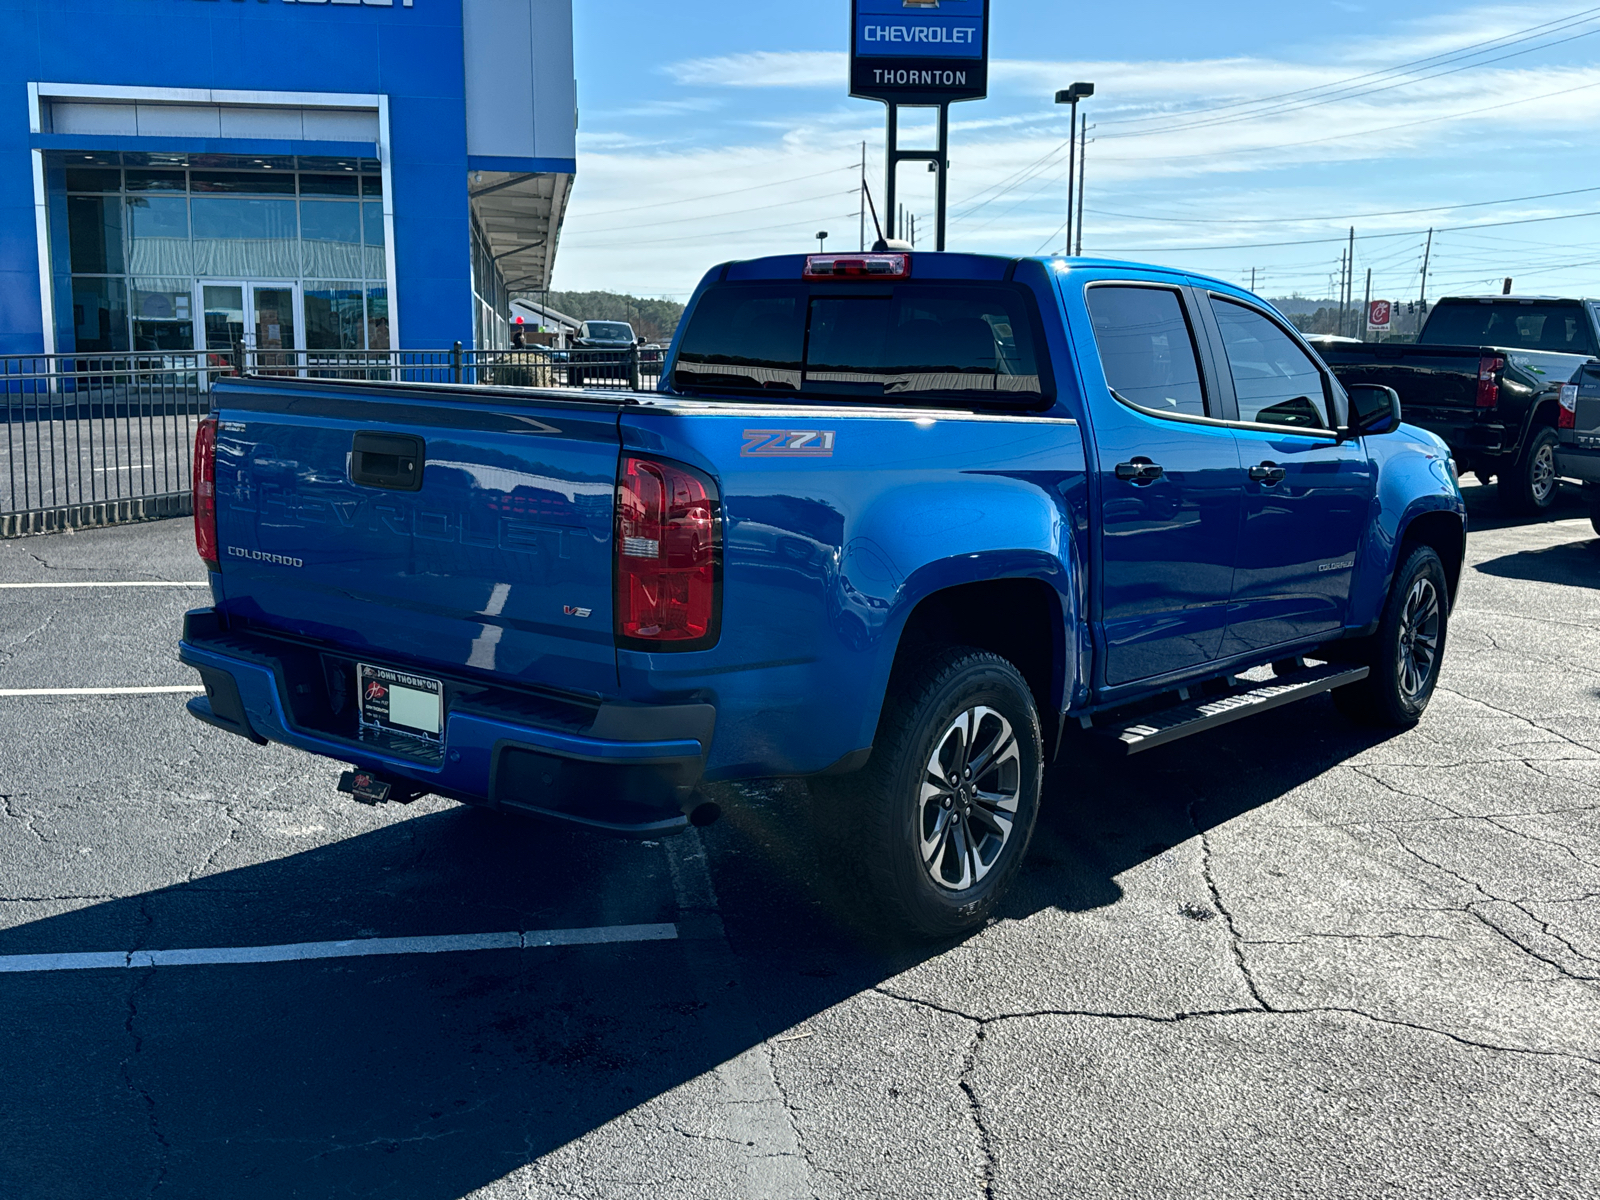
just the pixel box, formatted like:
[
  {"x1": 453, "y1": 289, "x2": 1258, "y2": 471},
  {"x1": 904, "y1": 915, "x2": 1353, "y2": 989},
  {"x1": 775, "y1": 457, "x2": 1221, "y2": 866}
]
[{"x1": 851, "y1": 0, "x2": 989, "y2": 105}]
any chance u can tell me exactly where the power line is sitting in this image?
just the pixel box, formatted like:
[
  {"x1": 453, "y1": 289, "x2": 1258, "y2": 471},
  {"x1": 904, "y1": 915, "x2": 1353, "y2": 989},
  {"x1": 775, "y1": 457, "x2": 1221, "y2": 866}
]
[
  {"x1": 1083, "y1": 183, "x2": 1600, "y2": 227},
  {"x1": 1099, "y1": 18, "x2": 1600, "y2": 142},
  {"x1": 564, "y1": 189, "x2": 859, "y2": 238},
  {"x1": 564, "y1": 164, "x2": 857, "y2": 221},
  {"x1": 1093, "y1": 6, "x2": 1600, "y2": 134},
  {"x1": 1092, "y1": 77, "x2": 1600, "y2": 165}
]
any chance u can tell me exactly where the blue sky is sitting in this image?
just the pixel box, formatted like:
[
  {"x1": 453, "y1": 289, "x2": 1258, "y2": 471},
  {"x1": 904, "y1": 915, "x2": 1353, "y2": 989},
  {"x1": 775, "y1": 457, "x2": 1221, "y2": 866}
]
[{"x1": 550, "y1": 1, "x2": 1600, "y2": 304}]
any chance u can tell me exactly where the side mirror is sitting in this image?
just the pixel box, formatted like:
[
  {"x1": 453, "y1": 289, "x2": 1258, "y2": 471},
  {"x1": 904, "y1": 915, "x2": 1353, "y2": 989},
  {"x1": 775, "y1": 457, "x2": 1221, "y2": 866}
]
[{"x1": 1346, "y1": 383, "x2": 1401, "y2": 436}]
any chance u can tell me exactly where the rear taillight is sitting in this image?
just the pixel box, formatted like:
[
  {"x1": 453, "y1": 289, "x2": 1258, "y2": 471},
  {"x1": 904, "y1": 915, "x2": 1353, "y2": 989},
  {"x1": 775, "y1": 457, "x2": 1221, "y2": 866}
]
[
  {"x1": 803, "y1": 253, "x2": 910, "y2": 280},
  {"x1": 1476, "y1": 355, "x2": 1504, "y2": 408},
  {"x1": 1559, "y1": 383, "x2": 1579, "y2": 429},
  {"x1": 615, "y1": 455, "x2": 720, "y2": 649},
  {"x1": 193, "y1": 417, "x2": 219, "y2": 571}
]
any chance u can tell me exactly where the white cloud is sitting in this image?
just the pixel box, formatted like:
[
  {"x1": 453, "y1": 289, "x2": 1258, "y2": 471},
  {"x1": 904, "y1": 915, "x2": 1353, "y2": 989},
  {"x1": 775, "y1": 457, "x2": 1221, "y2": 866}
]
[{"x1": 664, "y1": 51, "x2": 845, "y2": 89}]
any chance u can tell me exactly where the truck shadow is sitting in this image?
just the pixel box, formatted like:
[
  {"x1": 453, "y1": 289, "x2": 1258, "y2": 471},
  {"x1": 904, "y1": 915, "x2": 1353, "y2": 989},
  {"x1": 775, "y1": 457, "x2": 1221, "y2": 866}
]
[
  {"x1": 1474, "y1": 536, "x2": 1600, "y2": 589},
  {"x1": 1459, "y1": 480, "x2": 1589, "y2": 532},
  {"x1": 0, "y1": 699, "x2": 1396, "y2": 1198}
]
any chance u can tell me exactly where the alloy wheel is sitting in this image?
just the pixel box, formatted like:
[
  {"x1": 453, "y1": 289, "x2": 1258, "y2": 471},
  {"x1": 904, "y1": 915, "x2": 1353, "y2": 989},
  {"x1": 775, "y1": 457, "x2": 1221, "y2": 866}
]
[
  {"x1": 918, "y1": 706, "x2": 1022, "y2": 891},
  {"x1": 1396, "y1": 577, "x2": 1442, "y2": 700},
  {"x1": 1530, "y1": 441, "x2": 1557, "y2": 505}
]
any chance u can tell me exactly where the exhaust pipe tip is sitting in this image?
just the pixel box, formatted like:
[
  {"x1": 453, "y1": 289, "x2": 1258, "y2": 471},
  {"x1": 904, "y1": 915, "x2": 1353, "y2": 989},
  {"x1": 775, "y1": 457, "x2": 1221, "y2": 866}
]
[{"x1": 688, "y1": 801, "x2": 722, "y2": 828}]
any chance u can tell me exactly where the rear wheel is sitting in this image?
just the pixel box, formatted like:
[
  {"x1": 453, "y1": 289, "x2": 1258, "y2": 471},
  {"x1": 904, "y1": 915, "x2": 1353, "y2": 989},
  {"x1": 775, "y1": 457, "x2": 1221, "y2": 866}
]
[
  {"x1": 1332, "y1": 545, "x2": 1449, "y2": 728},
  {"x1": 1499, "y1": 427, "x2": 1560, "y2": 514},
  {"x1": 1591, "y1": 504, "x2": 1600, "y2": 539},
  {"x1": 815, "y1": 648, "x2": 1043, "y2": 940}
]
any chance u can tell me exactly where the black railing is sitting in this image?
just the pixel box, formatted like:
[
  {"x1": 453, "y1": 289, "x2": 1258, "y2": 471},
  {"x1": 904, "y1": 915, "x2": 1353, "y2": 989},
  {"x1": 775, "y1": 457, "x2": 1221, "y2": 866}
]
[
  {"x1": 2, "y1": 344, "x2": 666, "y2": 537},
  {"x1": 1, "y1": 352, "x2": 222, "y2": 537},
  {"x1": 241, "y1": 343, "x2": 664, "y2": 391}
]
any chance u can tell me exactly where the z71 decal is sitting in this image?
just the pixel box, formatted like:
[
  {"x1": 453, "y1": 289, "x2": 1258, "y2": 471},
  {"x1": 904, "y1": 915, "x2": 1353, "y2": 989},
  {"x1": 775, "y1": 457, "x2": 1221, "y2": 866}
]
[{"x1": 741, "y1": 430, "x2": 837, "y2": 458}]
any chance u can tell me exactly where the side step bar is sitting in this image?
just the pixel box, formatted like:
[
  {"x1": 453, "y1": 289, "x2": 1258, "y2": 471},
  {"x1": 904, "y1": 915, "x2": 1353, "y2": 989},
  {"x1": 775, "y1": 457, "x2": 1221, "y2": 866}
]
[{"x1": 1098, "y1": 664, "x2": 1370, "y2": 756}]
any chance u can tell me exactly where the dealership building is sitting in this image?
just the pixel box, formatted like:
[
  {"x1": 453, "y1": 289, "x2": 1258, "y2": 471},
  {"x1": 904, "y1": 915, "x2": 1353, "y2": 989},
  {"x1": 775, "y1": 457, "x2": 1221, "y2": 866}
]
[{"x1": 0, "y1": 0, "x2": 577, "y2": 359}]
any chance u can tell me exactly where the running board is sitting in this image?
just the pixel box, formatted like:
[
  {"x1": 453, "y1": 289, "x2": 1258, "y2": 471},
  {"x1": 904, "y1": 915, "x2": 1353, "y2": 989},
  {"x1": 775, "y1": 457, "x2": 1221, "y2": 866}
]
[{"x1": 1098, "y1": 664, "x2": 1370, "y2": 755}]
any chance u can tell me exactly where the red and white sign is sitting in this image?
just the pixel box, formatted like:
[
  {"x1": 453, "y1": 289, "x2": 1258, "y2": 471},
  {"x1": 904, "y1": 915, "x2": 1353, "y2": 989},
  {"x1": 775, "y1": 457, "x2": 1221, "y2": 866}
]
[{"x1": 1367, "y1": 300, "x2": 1393, "y2": 331}]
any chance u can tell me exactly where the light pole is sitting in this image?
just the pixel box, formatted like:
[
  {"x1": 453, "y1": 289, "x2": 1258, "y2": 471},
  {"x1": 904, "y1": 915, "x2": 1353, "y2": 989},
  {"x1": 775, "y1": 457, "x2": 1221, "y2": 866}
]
[
  {"x1": 1054, "y1": 82, "x2": 1094, "y2": 256},
  {"x1": 817, "y1": 231, "x2": 829, "y2": 253}
]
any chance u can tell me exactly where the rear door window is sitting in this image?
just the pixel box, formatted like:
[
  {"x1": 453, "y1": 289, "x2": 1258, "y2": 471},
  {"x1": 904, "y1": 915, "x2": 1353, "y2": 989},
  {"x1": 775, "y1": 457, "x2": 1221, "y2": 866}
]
[
  {"x1": 1084, "y1": 285, "x2": 1207, "y2": 417},
  {"x1": 674, "y1": 282, "x2": 1046, "y2": 403},
  {"x1": 1209, "y1": 298, "x2": 1331, "y2": 430}
]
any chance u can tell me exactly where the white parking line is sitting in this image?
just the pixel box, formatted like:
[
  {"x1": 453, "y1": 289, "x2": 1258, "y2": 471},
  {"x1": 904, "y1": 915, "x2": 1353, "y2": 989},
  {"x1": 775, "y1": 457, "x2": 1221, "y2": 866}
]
[
  {"x1": 0, "y1": 923, "x2": 679, "y2": 974},
  {"x1": 0, "y1": 581, "x2": 208, "y2": 589},
  {"x1": 0, "y1": 686, "x2": 204, "y2": 697}
]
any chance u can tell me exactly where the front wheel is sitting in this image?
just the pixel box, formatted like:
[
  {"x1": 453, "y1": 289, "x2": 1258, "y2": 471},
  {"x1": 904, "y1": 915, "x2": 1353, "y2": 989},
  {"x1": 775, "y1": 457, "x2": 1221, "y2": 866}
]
[
  {"x1": 1499, "y1": 427, "x2": 1560, "y2": 515},
  {"x1": 815, "y1": 648, "x2": 1043, "y2": 940},
  {"x1": 1332, "y1": 545, "x2": 1450, "y2": 727}
]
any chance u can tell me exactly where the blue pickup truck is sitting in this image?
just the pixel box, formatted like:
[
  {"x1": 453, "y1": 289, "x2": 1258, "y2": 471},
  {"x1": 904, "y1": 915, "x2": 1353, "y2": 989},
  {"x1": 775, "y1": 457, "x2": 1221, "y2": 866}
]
[{"x1": 180, "y1": 251, "x2": 1466, "y2": 937}]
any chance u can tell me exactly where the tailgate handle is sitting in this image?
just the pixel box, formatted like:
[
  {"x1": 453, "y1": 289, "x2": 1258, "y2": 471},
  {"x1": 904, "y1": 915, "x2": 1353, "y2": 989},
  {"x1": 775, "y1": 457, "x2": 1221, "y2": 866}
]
[{"x1": 350, "y1": 431, "x2": 424, "y2": 492}]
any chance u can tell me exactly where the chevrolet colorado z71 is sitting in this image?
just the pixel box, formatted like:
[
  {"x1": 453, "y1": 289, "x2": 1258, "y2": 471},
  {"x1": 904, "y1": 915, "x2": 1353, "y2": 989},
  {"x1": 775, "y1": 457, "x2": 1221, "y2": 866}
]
[{"x1": 180, "y1": 252, "x2": 1466, "y2": 937}]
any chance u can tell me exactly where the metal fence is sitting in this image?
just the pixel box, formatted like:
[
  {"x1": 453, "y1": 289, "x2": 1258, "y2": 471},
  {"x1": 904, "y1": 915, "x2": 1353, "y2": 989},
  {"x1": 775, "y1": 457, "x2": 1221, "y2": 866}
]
[
  {"x1": 242, "y1": 343, "x2": 664, "y2": 391},
  {"x1": 1, "y1": 352, "x2": 217, "y2": 538},
  {"x1": 2, "y1": 343, "x2": 665, "y2": 538}
]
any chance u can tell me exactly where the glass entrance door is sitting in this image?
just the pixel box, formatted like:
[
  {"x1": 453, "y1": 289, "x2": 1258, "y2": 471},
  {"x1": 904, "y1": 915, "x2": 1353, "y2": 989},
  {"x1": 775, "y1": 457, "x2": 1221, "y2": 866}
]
[{"x1": 198, "y1": 282, "x2": 301, "y2": 371}]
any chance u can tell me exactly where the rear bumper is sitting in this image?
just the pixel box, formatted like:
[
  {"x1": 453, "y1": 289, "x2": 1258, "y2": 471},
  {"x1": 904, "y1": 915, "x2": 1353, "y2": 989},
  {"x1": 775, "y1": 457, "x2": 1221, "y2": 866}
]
[
  {"x1": 1555, "y1": 443, "x2": 1600, "y2": 484},
  {"x1": 178, "y1": 610, "x2": 713, "y2": 836}
]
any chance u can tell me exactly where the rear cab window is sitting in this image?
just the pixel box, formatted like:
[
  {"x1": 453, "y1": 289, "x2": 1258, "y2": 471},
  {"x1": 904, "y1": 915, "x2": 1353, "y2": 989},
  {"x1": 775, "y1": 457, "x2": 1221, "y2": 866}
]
[
  {"x1": 1420, "y1": 301, "x2": 1598, "y2": 355},
  {"x1": 672, "y1": 281, "x2": 1051, "y2": 407}
]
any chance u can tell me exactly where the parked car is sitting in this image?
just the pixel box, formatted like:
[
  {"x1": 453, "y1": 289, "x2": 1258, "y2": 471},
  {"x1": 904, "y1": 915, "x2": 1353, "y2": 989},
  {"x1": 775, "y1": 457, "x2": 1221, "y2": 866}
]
[
  {"x1": 179, "y1": 251, "x2": 1465, "y2": 938},
  {"x1": 1557, "y1": 359, "x2": 1600, "y2": 535},
  {"x1": 1313, "y1": 295, "x2": 1600, "y2": 513}
]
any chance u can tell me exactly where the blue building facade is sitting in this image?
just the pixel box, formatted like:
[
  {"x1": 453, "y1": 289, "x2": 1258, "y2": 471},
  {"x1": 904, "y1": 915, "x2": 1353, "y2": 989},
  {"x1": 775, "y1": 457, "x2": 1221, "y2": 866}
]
[{"x1": 1, "y1": 0, "x2": 576, "y2": 358}]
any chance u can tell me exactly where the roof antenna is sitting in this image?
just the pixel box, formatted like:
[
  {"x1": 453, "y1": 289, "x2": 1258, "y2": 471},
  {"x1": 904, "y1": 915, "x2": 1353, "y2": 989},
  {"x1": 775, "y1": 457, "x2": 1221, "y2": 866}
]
[{"x1": 861, "y1": 178, "x2": 888, "y2": 251}]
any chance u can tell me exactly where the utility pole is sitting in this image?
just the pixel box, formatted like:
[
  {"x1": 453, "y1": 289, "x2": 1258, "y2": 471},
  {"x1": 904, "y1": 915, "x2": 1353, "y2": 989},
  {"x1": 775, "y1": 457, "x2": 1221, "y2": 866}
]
[
  {"x1": 1362, "y1": 267, "x2": 1372, "y2": 343},
  {"x1": 1336, "y1": 249, "x2": 1347, "y2": 336},
  {"x1": 1418, "y1": 228, "x2": 1433, "y2": 316},
  {"x1": 910, "y1": 213, "x2": 916, "y2": 248},
  {"x1": 1250, "y1": 267, "x2": 1256, "y2": 292},
  {"x1": 859, "y1": 141, "x2": 866, "y2": 252},
  {"x1": 1345, "y1": 226, "x2": 1355, "y2": 337},
  {"x1": 1075, "y1": 123, "x2": 1091, "y2": 256}
]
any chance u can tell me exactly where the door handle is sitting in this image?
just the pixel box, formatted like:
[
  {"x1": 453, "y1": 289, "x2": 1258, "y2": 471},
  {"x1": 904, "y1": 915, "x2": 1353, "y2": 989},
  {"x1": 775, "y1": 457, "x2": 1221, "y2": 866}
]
[
  {"x1": 1249, "y1": 462, "x2": 1287, "y2": 485},
  {"x1": 351, "y1": 431, "x2": 425, "y2": 492},
  {"x1": 1114, "y1": 459, "x2": 1164, "y2": 485}
]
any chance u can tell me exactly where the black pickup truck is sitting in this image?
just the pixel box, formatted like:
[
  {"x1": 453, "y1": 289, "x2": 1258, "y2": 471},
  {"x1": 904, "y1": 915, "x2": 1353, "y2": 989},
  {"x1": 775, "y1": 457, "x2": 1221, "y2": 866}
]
[{"x1": 1312, "y1": 296, "x2": 1599, "y2": 513}]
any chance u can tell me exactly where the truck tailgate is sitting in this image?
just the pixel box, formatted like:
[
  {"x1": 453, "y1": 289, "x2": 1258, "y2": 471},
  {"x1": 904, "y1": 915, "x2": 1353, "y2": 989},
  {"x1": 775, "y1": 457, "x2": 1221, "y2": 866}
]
[{"x1": 211, "y1": 379, "x2": 621, "y2": 696}]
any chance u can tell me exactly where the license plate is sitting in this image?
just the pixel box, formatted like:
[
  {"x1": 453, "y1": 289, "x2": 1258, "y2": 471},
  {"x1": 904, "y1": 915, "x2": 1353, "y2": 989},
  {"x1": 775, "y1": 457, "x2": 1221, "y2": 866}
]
[{"x1": 357, "y1": 663, "x2": 443, "y2": 741}]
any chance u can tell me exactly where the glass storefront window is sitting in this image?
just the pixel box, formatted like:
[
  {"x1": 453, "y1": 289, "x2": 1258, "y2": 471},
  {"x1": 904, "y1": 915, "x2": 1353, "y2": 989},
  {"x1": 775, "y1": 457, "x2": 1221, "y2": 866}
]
[
  {"x1": 49, "y1": 153, "x2": 391, "y2": 356},
  {"x1": 301, "y1": 174, "x2": 360, "y2": 197},
  {"x1": 305, "y1": 282, "x2": 366, "y2": 350},
  {"x1": 191, "y1": 197, "x2": 300, "y2": 277},
  {"x1": 190, "y1": 170, "x2": 297, "y2": 195},
  {"x1": 300, "y1": 201, "x2": 362, "y2": 278},
  {"x1": 131, "y1": 278, "x2": 195, "y2": 351},
  {"x1": 367, "y1": 286, "x2": 390, "y2": 350},
  {"x1": 67, "y1": 195, "x2": 124, "y2": 274},
  {"x1": 126, "y1": 195, "x2": 192, "y2": 275},
  {"x1": 71, "y1": 277, "x2": 130, "y2": 352}
]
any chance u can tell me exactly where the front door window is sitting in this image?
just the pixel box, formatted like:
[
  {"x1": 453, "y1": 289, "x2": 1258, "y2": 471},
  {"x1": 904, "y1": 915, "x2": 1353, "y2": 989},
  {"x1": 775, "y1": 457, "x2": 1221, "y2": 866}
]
[{"x1": 202, "y1": 285, "x2": 245, "y2": 353}]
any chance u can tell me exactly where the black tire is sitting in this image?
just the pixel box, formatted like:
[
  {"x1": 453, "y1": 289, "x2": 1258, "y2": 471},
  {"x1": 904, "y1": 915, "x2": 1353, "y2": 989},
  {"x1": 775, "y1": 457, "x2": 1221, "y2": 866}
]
[
  {"x1": 1498, "y1": 426, "x2": 1560, "y2": 515},
  {"x1": 814, "y1": 648, "x2": 1043, "y2": 940},
  {"x1": 1331, "y1": 545, "x2": 1449, "y2": 728},
  {"x1": 1591, "y1": 504, "x2": 1600, "y2": 540}
]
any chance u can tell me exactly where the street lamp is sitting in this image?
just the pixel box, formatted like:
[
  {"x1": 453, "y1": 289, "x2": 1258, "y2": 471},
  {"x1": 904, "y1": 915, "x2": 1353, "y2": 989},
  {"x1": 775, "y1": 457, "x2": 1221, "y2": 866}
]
[
  {"x1": 817, "y1": 231, "x2": 829, "y2": 253},
  {"x1": 1054, "y1": 82, "x2": 1094, "y2": 256}
]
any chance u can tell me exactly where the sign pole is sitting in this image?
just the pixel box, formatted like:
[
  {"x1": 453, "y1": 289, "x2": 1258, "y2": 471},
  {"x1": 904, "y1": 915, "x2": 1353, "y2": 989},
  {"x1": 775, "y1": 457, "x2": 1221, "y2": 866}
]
[{"x1": 851, "y1": 0, "x2": 988, "y2": 253}]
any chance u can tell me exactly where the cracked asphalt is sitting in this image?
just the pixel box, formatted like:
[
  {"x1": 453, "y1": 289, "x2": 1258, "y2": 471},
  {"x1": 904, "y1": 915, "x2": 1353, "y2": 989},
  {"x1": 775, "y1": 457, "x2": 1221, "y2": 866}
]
[{"x1": 0, "y1": 482, "x2": 1596, "y2": 1199}]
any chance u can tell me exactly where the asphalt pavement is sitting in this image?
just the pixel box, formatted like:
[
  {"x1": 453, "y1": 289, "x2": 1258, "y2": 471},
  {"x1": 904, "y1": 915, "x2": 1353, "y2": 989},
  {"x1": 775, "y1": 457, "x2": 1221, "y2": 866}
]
[{"x1": 0, "y1": 482, "x2": 1595, "y2": 1199}]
